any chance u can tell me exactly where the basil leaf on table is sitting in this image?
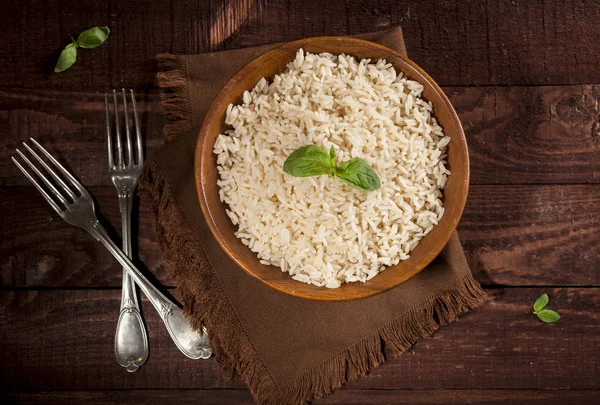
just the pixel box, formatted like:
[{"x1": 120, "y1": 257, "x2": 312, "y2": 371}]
[
  {"x1": 54, "y1": 26, "x2": 110, "y2": 73},
  {"x1": 532, "y1": 293, "x2": 560, "y2": 323},
  {"x1": 283, "y1": 145, "x2": 333, "y2": 177},
  {"x1": 336, "y1": 158, "x2": 381, "y2": 191},
  {"x1": 54, "y1": 43, "x2": 78, "y2": 73},
  {"x1": 76, "y1": 26, "x2": 110, "y2": 49},
  {"x1": 536, "y1": 309, "x2": 560, "y2": 323},
  {"x1": 533, "y1": 293, "x2": 549, "y2": 313}
]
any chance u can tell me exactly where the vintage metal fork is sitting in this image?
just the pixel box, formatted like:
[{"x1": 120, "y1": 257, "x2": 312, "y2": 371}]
[
  {"x1": 12, "y1": 138, "x2": 212, "y2": 360},
  {"x1": 105, "y1": 89, "x2": 148, "y2": 372}
]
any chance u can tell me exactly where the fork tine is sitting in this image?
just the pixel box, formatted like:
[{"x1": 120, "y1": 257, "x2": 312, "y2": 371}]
[
  {"x1": 29, "y1": 138, "x2": 89, "y2": 197},
  {"x1": 122, "y1": 88, "x2": 133, "y2": 167},
  {"x1": 130, "y1": 89, "x2": 143, "y2": 165},
  {"x1": 15, "y1": 148, "x2": 69, "y2": 206},
  {"x1": 22, "y1": 142, "x2": 77, "y2": 201},
  {"x1": 12, "y1": 156, "x2": 63, "y2": 215},
  {"x1": 105, "y1": 93, "x2": 114, "y2": 170},
  {"x1": 113, "y1": 89, "x2": 123, "y2": 168}
]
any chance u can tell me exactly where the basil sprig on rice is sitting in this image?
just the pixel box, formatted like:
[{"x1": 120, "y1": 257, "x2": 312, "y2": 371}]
[{"x1": 283, "y1": 145, "x2": 381, "y2": 191}]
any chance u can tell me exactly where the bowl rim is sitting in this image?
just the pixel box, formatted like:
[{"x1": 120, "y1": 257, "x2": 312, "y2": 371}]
[{"x1": 196, "y1": 36, "x2": 469, "y2": 301}]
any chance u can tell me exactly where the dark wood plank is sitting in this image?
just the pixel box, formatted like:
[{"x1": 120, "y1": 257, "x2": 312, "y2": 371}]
[
  {"x1": 0, "y1": 0, "x2": 211, "y2": 91},
  {"x1": 450, "y1": 85, "x2": 600, "y2": 185},
  {"x1": 0, "y1": 186, "x2": 166, "y2": 288},
  {"x1": 0, "y1": 89, "x2": 165, "y2": 187},
  {"x1": 2, "y1": 184, "x2": 598, "y2": 287},
  {"x1": 2, "y1": 1, "x2": 600, "y2": 88},
  {"x1": 2, "y1": 86, "x2": 600, "y2": 187},
  {"x1": 483, "y1": 0, "x2": 600, "y2": 86},
  {"x1": 1, "y1": 288, "x2": 598, "y2": 390},
  {"x1": 0, "y1": 290, "x2": 245, "y2": 391},
  {"x1": 5, "y1": 389, "x2": 600, "y2": 405},
  {"x1": 459, "y1": 184, "x2": 600, "y2": 286}
]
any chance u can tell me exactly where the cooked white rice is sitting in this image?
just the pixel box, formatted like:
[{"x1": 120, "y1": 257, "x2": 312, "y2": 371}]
[{"x1": 214, "y1": 49, "x2": 450, "y2": 288}]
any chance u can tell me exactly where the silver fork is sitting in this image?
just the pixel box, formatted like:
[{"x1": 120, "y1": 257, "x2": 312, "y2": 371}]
[
  {"x1": 12, "y1": 138, "x2": 212, "y2": 360},
  {"x1": 106, "y1": 89, "x2": 148, "y2": 372}
]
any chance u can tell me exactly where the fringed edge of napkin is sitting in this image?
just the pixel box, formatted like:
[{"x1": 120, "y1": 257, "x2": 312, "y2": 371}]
[
  {"x1": 140, "y1": 158, "x2": 488, "y2": 405},
  {"x1": 275, "y1": 275, "x2": 487, "y2": 404},
  {"x1": 156, "y1": 54, "x2": 194, "y2": 141},
  {"x1": 139, "y1": 160, "x2": 277, "y2": 398}
]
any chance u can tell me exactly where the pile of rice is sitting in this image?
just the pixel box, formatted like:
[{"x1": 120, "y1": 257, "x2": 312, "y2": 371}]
[{"x1": 214, "y1": 49, "x2": 450, "y2": 288}]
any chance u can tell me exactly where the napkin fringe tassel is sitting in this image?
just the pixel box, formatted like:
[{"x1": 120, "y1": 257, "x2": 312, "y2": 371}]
[
  {"x1": 157, "y1": 54, "x2": 194, "y2": 140},
  {"x1": 140, "y1": 158, "x2": 488, "y2": 405}
]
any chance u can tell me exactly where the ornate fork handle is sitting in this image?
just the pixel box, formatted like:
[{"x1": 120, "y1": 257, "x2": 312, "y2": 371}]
[
  {"x1": 86, "y1": 219, "x2": 211, "y2": 360},
  {"x1": 114, "y1": 187, "x2": 148, "y2": 372}
]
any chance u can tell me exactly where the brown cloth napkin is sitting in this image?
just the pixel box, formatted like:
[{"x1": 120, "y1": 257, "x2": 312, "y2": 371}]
[{"x1": 139, "y1": 26, "x2": 488, "y2": 405}]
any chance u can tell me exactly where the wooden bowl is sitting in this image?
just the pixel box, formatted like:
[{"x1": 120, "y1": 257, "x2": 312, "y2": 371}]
[{"x1": 196, "y1": 37, "x2": 469, "y2": 301}]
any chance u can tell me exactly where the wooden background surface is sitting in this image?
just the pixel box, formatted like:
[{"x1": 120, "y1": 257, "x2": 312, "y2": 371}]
[{"x1": 1, "y1": 0, "x2": 599, "y2": 404}]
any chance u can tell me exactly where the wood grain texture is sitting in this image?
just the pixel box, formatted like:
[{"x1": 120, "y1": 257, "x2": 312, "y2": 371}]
[
  {"x1": 459, "y1": 184, "x2": 600, "y2": 286},
  {"x1": 0, "y1": 0, "x2": 211, "y2": 91},
  {"x1": 1, "y1": 288, "x2": 598, "y2": 391},
  {"x1": 209, "y1": 0, "x2": 259, "y2": 49},
  {"x1": 0, "y1": 90, "x2": 165, "y2": 187},
  {"x1": 0, "y1": 290, "x2": 245, "y2": 391},
  {"x1": 5, "y1": 389, "x2": 600, "y2": 405},
  {"x1": 3, "y1": 85, "x2": 600, "y2": 187},
  {"x1": 450, "y1": 85, "x2": 600, "y2": 184},
  {"x1": 3, "y1": 0, "x2": 600, "y2": 88},
  {"x1": 0, "y1": 187, "x2": 166, "y2": 287},
  {"x1": 2, "y1": 184, "x2": 598, "y2": 287}
]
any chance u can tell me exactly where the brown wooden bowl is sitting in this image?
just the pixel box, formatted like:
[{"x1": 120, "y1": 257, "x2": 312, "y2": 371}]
[{"x1": 196, "y1": 37, "x2": 469, "y2": 301}]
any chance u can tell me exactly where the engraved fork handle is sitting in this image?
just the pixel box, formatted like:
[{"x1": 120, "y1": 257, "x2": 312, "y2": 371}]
[
  {"x1": 87, "y1": 219, "x2": 211, "y2": 360},
  {"x1": 114, "y1": 189, "x2": 149, "y2": 372}
]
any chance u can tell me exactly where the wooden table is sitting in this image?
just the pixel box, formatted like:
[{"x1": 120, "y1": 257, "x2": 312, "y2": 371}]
[{"x1": 1, "y1": 1, "x2": 599, "y2": 404}]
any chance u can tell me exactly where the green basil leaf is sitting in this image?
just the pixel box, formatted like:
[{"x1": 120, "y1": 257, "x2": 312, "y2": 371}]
[
  {"x1": 283, "y1": 145, "x2": 332, "y2": 177},
  {"x1": 76, "y1": 26, "x2": 110, "y2": 49},
  {"x1": 533, "y1": 293, "x2": 549, "y2": 313},
  {"x1": 536, "y1": 309, "x2": 560, "y2": 323},
  {"x1": 54, "y1": 43, "x2": 78, "y2": 73},
  {"x1": 335, "y1": 158, "x2": 381, "y2": 191}
]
